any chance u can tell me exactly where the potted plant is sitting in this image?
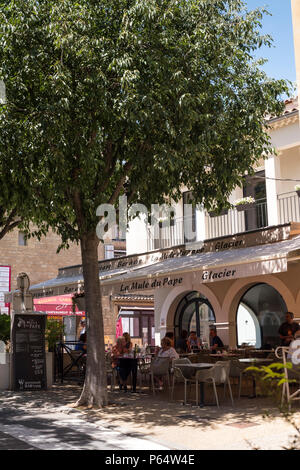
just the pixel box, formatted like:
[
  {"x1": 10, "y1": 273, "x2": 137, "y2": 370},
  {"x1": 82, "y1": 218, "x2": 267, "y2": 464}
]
[
  {"x1": 295, "y1": 185, "x2": 300, "y2": 197},
  {"x1": 45, "y1": 319, "x2": 65, "y2": 352},
  {"x1": 72, "y1": 292, "x2": 85, "y2": 312},
  {"x1": 234, "y1": 196, "x2": 256, "y2": 212},
  {"x1": 158, "y1": 216, "x2": 175, "y2": 228},
  {"x1": 208, "y1": 208, "x2": 229, "y2": 218}
]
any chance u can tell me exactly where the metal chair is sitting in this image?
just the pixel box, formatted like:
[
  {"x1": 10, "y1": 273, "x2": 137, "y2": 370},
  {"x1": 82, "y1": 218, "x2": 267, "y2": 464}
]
[
  {"x1": 195, "y1": 361, "x2": 234, "y2": 407},
  {"x1": 105, "y1": 353, "x2": 117, "y2": 391},
  {"x1": 138, "y1": 356, "x2": 152, "y2": 390}
]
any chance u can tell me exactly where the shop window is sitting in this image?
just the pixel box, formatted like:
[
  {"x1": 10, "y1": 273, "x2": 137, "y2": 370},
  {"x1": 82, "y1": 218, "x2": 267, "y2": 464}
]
[
  {"x1": 18, "y1": 231, "x2": 27, "y2": 246},
  {"x1": 119, "y1": 309, "x2": 155, "y2": 345},
  {"x1": 236, "y1": 283, "x2": 287, "y2": 349},
  {"x1": 174, "y1": 291, "x2": 215, "y2": 345},
  {"x1": 121, "y1": 316, "x2": 140, "y2": 338}
]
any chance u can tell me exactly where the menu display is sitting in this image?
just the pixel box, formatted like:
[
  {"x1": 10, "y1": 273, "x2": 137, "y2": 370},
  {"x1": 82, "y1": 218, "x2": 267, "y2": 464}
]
[{"x1": 12, "y1": 313, "x2": 47, "y2": 391}]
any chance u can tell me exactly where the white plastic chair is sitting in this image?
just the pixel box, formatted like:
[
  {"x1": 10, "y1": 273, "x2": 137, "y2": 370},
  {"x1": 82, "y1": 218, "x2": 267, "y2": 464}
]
[
  {"x1": 195, "y1": 361, "x2": 234, "y2": 407},
  {"x1": 150, "y1": 357, "x2": 171, "y2": 395},
  {"x1": 229, "y1": 358, "x2": 248, "y2": 398},
  {"x1": 171, "y1": 358, "x2": 194, "y2": 404}
]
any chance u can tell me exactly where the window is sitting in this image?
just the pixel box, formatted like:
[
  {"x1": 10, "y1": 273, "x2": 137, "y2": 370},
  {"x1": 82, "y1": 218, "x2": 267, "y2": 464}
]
[
  {"x1": 121, "y1": 316, "x2": 140, "y2": 338},
  {"x1": 174, "y1": 291, "x2": 215, "y2": 343},
  {"x1": 18, "y1": 232, "x2": 27, "y2": 246},
  {"x1": 236, "y1": 283, "x2": 287, "y2": 349},
  {"x1": 104, "y1": 244, "x2": 114, "y2": 259}
]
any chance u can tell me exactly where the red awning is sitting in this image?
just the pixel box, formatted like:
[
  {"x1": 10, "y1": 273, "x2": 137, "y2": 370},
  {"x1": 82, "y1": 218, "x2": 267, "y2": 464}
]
[{"x1": 33, "y1": 294, "x2": 84, "y2": 316}]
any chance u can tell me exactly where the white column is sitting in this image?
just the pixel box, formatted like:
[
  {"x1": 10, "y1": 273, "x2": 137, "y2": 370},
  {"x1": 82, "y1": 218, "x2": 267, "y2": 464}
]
[
  {"x1": 265, "y1": 155, "x2": 280, "y2": 226},
  {"x1": 196, "y1": 204, "x2": 206, "y2": 241}
]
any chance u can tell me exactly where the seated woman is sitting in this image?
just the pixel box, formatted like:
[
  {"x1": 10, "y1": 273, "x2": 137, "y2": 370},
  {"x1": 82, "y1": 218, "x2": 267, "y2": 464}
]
[
  {"x1": 157, "y1": 337, "x2": 179, "y2": 359},
  {"x1": 123, "y1": 332, "x2": 133, "y2": 352},
  {"x1": 187, "y1": 331, "x2": 202, "y2": 352},
  {"x1": 165, "y1": 332, "x2": 175, "y2": 348},
  {"x1": 111, "y1": 336, "x2": 133, "y2": 392}
]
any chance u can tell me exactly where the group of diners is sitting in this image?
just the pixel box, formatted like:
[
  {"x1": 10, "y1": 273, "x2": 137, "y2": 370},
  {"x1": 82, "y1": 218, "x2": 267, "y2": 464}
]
[
  {"x1": 110, "y1": 327, "x2": 224, "y2": 392},
  {"x1": 169, "y1": 328, "x2": 224, "y2": 354}
]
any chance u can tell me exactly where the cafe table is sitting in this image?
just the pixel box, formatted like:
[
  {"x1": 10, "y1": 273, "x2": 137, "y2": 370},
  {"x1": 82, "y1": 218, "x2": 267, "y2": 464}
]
[
  {"x1": 175, "y1": 363, "x2": 214, "y2": 407},
  {"x1": 118, "y1": 354, "x2": 152, "y2": 392}
]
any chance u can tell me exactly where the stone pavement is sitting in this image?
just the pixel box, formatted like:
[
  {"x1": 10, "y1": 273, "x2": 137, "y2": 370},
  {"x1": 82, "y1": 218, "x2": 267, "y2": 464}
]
[{"x1": 0, "y1": 384, "x2": 299, "y2": 450}]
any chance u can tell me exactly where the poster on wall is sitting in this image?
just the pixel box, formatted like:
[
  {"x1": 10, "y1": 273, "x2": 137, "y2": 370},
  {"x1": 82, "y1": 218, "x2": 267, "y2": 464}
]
[
  {"x1": 0, "y1": 265, "x2": 11, "y2": 315},
  {"x1": 12, "y1": 312, "x2": 47, "y2": 391}
]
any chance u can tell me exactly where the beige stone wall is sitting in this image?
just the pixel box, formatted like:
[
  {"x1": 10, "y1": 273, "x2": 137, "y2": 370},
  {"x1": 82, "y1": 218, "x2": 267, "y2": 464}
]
[{"x1": 0, "y1": 228, "x2": 125, "y2": 290}]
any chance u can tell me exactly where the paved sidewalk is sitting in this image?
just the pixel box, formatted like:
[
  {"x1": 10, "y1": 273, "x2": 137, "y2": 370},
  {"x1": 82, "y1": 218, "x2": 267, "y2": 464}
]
[{"x1": 0, "y1": 384, "x2": 299, "y2": 450}]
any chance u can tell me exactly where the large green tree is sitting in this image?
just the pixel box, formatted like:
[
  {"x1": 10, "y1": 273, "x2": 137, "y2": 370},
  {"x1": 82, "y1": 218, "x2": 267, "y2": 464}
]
[{"x1": 0, "y1": 0, "x2": 289, "y2": 406}]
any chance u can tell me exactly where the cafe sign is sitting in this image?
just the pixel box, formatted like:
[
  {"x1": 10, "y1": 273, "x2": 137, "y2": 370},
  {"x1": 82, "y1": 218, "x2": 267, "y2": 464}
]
[
  {"x1": 120, "y1": 276, "x2": 184, "y2": 293},
  {"x1": 201, "y1": 259, "x2": 287, "y2": 283},
  {"x1": 113, "y1": 258, "x2": 287, "y2": 293}
]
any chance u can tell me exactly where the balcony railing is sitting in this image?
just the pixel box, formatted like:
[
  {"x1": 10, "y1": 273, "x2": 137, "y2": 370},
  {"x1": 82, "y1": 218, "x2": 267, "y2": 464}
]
[
  {"x1": 147, "y1": 200, "x2": 268, "y2": 251},
  {"x1": 206, "y1": 200, "x2": 268, "y2": 239},
  {"x1": 278, "y1": 191, "x2": 300, "y2": 224}
]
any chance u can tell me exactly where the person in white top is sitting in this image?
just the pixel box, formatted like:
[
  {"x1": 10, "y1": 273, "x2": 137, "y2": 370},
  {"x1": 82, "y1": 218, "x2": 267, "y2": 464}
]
[{"x1": 157, "y1": 337, "x2": 179, "y2": 359}]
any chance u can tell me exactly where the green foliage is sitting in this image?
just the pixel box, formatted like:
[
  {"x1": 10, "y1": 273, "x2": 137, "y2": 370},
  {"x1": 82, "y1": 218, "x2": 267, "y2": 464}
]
[
  {"x1": 0, "y1": 0, "x2": 290, "y2": 245},
  {"x1": 45, "y1": 319, "x2": 65, "y2": 351},
  {"x1": 246, "y1": 362, "x2": 295, "y2": 402},
  {"x1": 0, "y1": 314, "x2": 10, "y2": 342}
]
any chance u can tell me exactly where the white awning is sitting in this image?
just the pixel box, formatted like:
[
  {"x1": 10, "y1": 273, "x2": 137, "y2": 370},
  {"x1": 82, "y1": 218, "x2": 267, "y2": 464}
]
[{"x1": 101, "y1": 235, "x2": 300, "y2": 292}]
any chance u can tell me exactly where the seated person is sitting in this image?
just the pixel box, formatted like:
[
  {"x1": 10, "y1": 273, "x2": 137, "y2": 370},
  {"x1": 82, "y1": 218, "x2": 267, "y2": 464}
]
[
  {"x1": 75, "y1": 332, "x2": 87, "y2": 352},
  {"x1": 278, "y1": 312, "x2": 300, "y2": 346},
  {"x1": 156, "y1": 337, "x2": 179, "y2": 360},
  {"x1": 111, "y1": 336, "x2": 133, "y2": 392},
  {"x1": 176, "y1": 330, "x2": 188, "y2": 353},
  {"x1": 165, "y1": 332, "x2": 175, "y2": 348},
  {"x1": 187, "y1": 331, "x2": 202, "y2": 352},
  {"x1": 123, "y1": 332, "x2": 133, "y2": 352},
  {"x1": 210, "y1": 328, "x2": 224, "y2": 352}
]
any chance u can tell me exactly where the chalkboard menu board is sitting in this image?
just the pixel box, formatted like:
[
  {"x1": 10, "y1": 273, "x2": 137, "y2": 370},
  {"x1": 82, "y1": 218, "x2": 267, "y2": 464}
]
[{"x1": 12, "y1": 312, "x2": 47, "y2": 391}]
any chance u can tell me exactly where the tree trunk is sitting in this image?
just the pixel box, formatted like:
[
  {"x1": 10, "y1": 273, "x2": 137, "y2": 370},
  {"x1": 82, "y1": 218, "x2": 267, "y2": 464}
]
[{"x1": 75, "y1": 231, "x2": 108, "y2": 407}]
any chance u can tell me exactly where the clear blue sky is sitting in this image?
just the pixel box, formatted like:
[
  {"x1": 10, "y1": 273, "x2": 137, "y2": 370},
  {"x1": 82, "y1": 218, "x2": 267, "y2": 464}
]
[{"x1": 245, "y1": 0, "x2": 296, "y2": 86}]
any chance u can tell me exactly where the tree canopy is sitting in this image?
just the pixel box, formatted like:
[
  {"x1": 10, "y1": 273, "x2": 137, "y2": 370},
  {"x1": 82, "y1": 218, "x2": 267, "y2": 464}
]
[{"x1": 0, "y1": 0, "x2": 290, "y2": 406}]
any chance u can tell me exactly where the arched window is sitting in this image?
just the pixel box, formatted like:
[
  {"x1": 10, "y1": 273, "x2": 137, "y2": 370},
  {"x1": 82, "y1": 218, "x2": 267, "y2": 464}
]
[
  {"x1": 236, "y1": 283, "x2": 287, "y2": 349},
  {"x1": 174, "y1": 291, "x2": 215, "y2": 344}
]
